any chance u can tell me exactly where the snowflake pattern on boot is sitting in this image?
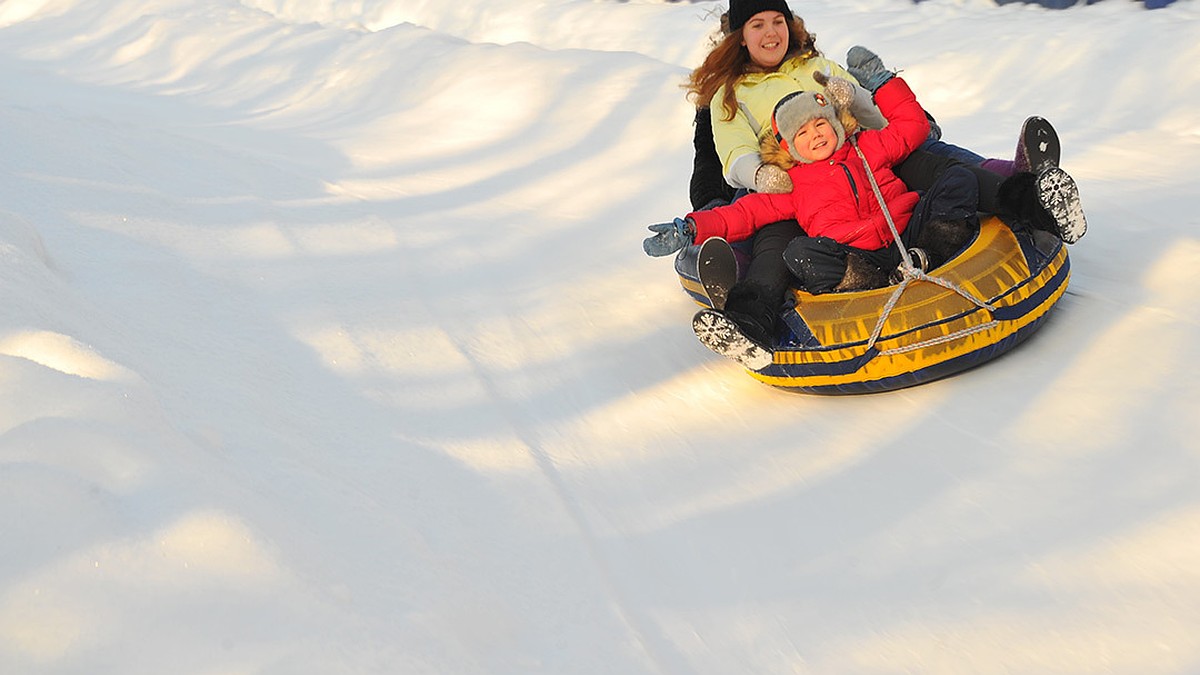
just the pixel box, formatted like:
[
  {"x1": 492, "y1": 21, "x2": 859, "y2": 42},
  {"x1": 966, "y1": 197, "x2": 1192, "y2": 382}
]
[{"x1": 692, "y1": 309, "x2": 774, "y2": 371}]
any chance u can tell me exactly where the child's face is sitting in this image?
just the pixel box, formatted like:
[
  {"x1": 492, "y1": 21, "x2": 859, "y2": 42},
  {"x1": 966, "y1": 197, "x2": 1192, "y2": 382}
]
[{"x1": 791, "y1": 117, "x2": 838, "y2": 163}]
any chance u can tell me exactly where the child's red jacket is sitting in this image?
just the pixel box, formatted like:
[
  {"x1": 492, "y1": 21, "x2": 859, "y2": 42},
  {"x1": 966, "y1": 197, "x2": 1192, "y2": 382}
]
[{"x1": 688, "y1": 77, "x2": 930, "y2": 251}]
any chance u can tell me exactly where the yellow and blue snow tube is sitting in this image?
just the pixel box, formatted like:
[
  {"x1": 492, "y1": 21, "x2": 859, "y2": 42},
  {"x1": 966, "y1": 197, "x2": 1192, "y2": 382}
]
[{"x1": 677, "y1": 216, "x2": 1070, "y2": 394}]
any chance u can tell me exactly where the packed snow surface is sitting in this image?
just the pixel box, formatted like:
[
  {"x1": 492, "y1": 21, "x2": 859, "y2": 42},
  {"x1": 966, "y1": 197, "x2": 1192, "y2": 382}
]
[{"x1": 1, "y1": 0, "x2": 1199, "y2": 673}]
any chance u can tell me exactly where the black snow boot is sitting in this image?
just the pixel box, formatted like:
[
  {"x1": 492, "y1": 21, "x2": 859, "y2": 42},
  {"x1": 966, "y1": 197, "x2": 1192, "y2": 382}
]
[
  {"x1": 1014, "y1": 116, "x2": 1061, "y2": 175},
  {"x1": 834, "y1": 252, "x2": 889, "y2": 292},
  {"x1": 691, "y1": 308, "x2": 774, "y2": 371},
  {"x1": 916, "y1": 218, "x2": 976, "y2": 269},
  {"x1": 721, "y1": 281, "x2": 779, "y2": 347},
  {"x1": 998, "y1": 172, "x2": 1055, "y2": 231},
  {"x1": 998, "y1": 170, "x2": 1087, "y2": 244}
]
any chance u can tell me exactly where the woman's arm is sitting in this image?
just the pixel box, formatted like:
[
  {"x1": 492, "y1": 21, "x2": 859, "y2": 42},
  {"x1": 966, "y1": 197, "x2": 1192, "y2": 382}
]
[
  {"x1": 710, "y1": 102, "x2": 765, "y2": 191},
  {"x1": 847, "y1": 79, "x2": 886, "y2": 130},
  {"x1": 690, "y1": 107, "x2": 736, "y2": 210}
]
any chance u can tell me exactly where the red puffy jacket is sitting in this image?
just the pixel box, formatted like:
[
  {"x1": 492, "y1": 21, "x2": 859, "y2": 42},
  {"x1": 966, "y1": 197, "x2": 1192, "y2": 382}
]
[{"x1": 689, "y1": 77, "x2": 930, "y2": 251}]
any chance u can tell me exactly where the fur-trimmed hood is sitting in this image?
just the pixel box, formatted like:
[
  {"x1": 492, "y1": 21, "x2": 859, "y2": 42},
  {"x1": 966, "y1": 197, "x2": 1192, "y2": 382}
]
[{"x1": 760, "y1": 96, "x2": 860, "y2": 170}]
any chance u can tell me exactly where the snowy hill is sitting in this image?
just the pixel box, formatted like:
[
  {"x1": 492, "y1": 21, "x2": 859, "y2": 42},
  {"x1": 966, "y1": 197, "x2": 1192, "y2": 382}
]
[{"x1": 2, "y1": 0, "x2": 1199, "y2": 672}]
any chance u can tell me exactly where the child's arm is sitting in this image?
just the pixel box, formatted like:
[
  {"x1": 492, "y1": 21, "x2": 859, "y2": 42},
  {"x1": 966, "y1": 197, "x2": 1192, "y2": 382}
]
[
  {"x1": 806, "y1": 57, "x2": 886, "y2": 130},
  {"x1": 642, "y1": 190, "x2": 798, "y2": 258},
  {"x1": 859, "y1": 77, "x2": 930, "y2": 167},
  {"x1": 687, "y1": 193, "x2": 796, "y2": 245}
]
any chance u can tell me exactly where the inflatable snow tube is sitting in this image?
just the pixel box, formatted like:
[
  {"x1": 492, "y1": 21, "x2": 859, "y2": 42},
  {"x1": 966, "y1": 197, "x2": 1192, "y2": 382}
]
[{"x1": 675, "y1": 216, "x2": 1070, "y2": 394}]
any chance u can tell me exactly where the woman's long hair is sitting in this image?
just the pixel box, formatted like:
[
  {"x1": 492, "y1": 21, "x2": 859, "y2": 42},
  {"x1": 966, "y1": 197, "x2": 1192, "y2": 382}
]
[{"x1": 686, "y1": 16, "x2": 819, "y2": 122}]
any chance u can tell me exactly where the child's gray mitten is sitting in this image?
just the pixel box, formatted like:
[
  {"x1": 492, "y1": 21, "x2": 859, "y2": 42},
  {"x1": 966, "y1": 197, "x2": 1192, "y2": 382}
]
[
  {"x1": 643, "y1": 217, "x2": 695, "y2": 257},
  {"x1": 813, "y1": 70, "x2": 856, "y2": 110}
]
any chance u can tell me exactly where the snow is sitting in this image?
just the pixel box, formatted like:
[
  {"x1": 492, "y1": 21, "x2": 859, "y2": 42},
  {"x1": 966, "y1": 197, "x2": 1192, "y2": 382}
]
[{"x1": 1, "y1": 0, "x2": 1198, "y2": 672}]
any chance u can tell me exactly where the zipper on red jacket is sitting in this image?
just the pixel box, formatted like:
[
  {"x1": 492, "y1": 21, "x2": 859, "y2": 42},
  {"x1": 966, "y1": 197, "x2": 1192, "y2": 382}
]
[{"x1": 839, "y1": 163, "x2": 859, "y2": 204}]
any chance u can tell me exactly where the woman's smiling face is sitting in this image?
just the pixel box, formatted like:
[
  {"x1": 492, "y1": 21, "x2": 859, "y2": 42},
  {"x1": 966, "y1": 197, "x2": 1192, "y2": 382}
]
[{"x1": 741, "y1": 11, "x2": 790, "y2": 69}]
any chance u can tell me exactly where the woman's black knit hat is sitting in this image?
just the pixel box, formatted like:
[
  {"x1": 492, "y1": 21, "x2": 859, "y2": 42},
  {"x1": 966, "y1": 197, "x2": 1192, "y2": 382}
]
[{"x1": 727, "y1": 0, "x2": 794, "y2": 32}]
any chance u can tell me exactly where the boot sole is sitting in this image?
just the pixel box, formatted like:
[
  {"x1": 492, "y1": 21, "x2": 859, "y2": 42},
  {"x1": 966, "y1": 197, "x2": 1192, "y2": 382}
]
[
  {"x1": 1036, "y1": 167, "x2": 1087, "y2": 244},
  {"x1": 697, "y1": 237, "x2": 738, "y2": 311},
  {"x1": 692, "y1": 309, "x2": 774, "y2": 371},
  {"x1": 1016, "y1": 116, "x2": 1061, "y2": 174}
]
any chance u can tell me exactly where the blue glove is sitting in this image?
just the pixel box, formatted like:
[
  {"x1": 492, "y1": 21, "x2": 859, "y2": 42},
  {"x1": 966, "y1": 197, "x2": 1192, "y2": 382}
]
[
  {"x1": 643, "y1": 217, "x2": 694, "y2": 257},
  {"x1": 846, "y1": 45, "x2": 895, "y2": 93}
]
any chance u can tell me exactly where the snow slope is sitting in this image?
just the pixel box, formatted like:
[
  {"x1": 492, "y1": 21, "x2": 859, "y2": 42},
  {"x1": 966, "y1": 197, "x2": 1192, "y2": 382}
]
[{"x1": 1, "y1": 0, "x2": 1199, "y2": 672}]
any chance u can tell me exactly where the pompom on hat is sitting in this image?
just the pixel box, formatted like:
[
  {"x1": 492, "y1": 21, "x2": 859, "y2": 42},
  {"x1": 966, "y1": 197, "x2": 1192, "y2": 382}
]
[
  {"x1": 727, "y1": 0, "x2": 794, "y2": 33},
  {"x1": 771, "y1": 90, "x2": 847, "y2": 163}
]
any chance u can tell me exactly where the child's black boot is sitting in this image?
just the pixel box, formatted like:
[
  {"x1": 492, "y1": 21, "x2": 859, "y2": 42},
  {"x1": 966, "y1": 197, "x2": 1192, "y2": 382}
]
[
  {"x1": 998, "y1": 170, "x2": 1087, "y2": 244},
  {"x1": 834, "y1": 252, "x2": 889, "y2": 292},
  {"x1": 722, "y1": 282, "x2": 779, "y2": 347},
  {"x1": 691, "y1": 282, "x2": 777, "y2": 371},
  {"x1": 916, "y1": 218, "x2": 976, "y2": 268}
]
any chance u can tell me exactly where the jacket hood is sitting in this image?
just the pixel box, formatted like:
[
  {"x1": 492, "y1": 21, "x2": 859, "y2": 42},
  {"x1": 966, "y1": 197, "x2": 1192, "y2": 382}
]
[{"x1": 760, "y1": 101, "x2": 860, "y2": 170}]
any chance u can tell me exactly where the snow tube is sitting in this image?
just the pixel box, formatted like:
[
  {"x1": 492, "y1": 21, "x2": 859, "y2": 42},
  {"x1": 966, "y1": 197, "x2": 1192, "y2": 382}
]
[{"x1": 675, "y1": 216, "x2": 1070, "y2": 394}]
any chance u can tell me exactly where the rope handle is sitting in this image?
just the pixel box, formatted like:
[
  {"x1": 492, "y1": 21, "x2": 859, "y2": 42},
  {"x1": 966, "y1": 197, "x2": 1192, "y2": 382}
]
[{"x1": 847, "y1": 138, "x2": 996, "y2": 352}]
